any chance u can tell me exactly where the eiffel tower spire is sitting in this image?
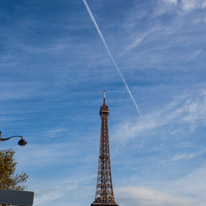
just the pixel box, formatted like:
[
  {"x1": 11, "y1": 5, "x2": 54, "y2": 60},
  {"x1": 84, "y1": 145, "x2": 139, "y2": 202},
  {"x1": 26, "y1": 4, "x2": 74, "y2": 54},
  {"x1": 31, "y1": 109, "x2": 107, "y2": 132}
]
[{"x1": 91, "y1": 92, "x2": 118, "y2": 206}]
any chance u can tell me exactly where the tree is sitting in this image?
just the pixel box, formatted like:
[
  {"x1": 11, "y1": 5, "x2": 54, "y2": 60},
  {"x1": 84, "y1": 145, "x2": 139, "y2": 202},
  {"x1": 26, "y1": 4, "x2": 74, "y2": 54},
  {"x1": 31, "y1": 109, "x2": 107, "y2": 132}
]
[{"x1": 0, "y1": 149, "x2": 28, "y2": 191}]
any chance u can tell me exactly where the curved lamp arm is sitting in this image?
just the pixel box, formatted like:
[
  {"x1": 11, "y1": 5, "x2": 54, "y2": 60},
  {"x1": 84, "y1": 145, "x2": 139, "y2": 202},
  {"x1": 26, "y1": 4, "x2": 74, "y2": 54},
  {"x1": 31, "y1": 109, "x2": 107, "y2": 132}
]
[
  {"x1": 0, "y1": 135, "x2": 23, "y2": 141},
  {"x1": 0, "y1": 132, "x2": 27, "y2": 146}
]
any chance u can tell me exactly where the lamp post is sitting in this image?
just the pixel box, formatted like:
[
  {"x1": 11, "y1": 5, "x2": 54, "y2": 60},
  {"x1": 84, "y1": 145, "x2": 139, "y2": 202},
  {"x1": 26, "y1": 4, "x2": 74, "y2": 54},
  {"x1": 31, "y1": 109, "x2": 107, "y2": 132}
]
[
  {"x1": 0, "y1": 132, "x2": 31, "y2": 206},
  {"x1": 0, "y1": 131, "x2": 27, "y2": 146}
]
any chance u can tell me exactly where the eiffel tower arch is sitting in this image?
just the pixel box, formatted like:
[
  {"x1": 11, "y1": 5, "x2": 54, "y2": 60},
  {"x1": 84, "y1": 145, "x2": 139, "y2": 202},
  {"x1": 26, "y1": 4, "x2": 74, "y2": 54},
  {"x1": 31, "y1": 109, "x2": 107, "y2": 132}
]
[{"x1": 91, "y1": 92, "x2": 118, "y2": 206}]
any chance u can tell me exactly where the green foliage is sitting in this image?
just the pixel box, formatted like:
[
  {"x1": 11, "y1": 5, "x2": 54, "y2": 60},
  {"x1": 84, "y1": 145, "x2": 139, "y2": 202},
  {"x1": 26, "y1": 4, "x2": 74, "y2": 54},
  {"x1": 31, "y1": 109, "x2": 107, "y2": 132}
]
[{"x1": 0, "y1": 149, "x2": 28, "y2": 191}]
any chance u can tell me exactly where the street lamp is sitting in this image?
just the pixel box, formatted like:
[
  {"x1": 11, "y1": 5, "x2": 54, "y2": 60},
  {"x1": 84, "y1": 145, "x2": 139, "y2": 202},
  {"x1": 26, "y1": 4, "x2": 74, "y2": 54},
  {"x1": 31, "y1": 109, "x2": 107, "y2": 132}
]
[{"x1": 0, "y1": 131, "x2": 27, "y2": 146}]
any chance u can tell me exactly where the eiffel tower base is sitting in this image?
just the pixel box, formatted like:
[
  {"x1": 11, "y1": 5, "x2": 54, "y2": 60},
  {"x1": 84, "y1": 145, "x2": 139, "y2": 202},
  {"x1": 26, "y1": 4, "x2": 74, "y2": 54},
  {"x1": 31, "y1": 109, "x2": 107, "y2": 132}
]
[{"x1": 91, "y1": 202, "x2": 119, "y2": 206}]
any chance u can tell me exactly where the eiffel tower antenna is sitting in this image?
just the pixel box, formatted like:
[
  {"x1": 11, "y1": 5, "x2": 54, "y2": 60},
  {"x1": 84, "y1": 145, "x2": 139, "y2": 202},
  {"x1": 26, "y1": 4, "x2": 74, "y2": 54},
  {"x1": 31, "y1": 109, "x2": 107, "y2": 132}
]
[
  {"x1": 91, "y1": 91, "x2": 118, "y2": 206},
  {"x1": 103, "y1": 91, "x2": 106, "y2": 105}
]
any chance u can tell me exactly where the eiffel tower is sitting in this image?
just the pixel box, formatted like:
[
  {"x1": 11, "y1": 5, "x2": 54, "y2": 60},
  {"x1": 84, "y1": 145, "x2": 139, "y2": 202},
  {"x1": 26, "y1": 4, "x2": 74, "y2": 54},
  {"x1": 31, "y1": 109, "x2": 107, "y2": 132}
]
[{"x1": 91, "y1": 92, "x2": 118, "y2": 206}]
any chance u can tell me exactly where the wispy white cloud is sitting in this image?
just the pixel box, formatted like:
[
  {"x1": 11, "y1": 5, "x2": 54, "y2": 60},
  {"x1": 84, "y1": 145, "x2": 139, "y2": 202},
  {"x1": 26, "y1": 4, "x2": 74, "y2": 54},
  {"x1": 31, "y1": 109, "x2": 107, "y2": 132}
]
[
  {"x1": 181, "y1": 0, "x2": 206, "y2": 11},
  {"x1": 15, "y1": 143, "x2": 81, "y2": 167},
  {"x1": 112, "y1": 87, "x2": 206, "y2": 142},
  {"x1": 116, "y1": 186, "x2": 197, "y2": 206},
  {"x1": 162, "y1": 0, "x2": 178, "y2": 5},
  {"x1": 170, "y1": 165, "x2": 206, "y2": 198},
  {"x1": 43, "y1": 128, "x2": 68, "y2": 139},
  {"x1": 115, "y1": 164, "x2": 206, "y2": 206},
  {"x1": 161, "y1": 0, "x2": 206, "y2": 11},
  {"x1": 0, "y1": 82, "x2": 51, "y2": 101},
  {"x1": 175, "y1": 141, "x2": 195, "y2": 149},
  {"x1": 188, "y1": 49, "x2": 202, "y2": 60},
  {"x1": 173, "y1": 147, "x2": 206, "y2": 161},
  {"x1": 31, "y1": 174, "x2": 95, "y2": 206},
  {"x1": 120, "y1": 33, "x2": 149, "y2": 55},
  {"x1": 153, "y1": 0, "x2": 178, "y2": 17}
]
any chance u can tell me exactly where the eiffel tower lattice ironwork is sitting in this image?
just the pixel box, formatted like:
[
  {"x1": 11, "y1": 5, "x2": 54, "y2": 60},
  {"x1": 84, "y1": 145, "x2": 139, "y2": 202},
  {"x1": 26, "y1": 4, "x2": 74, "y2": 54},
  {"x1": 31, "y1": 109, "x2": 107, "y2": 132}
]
[{"x1": 91, "y1": 92, "x2": 118, "y2": 206}]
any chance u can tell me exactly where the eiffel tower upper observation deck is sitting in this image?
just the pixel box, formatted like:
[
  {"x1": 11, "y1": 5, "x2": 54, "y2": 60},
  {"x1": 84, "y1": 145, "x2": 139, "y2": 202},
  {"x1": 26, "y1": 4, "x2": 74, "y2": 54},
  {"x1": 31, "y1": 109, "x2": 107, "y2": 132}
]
[{"x1": 91, "y1": 92, "x2": 119, "y2": 206}]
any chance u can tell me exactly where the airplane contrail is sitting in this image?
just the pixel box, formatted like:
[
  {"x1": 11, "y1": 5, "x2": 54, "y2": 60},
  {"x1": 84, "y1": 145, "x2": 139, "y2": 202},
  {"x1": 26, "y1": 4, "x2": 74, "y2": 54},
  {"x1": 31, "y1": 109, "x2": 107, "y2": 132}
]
[{"x1": 83, "y1": 0, "x2": 142, "y2": 117}]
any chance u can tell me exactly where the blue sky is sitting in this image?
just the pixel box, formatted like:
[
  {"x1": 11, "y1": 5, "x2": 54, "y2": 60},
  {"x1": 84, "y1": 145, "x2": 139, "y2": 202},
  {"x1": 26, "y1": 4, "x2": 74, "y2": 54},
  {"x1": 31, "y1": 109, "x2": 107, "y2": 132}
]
[{"x1": 0, "y1": 0, "x2": 206, "y2": 205}]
